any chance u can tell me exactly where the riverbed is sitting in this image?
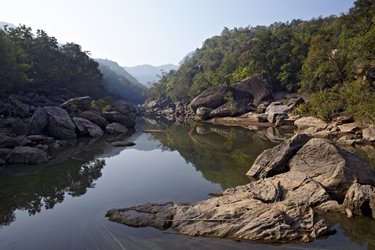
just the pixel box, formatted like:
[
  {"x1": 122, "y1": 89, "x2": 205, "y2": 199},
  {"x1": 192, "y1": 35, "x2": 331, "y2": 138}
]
[{"x1": 0, "y1": 118, "x2": 374, "y2": 249}]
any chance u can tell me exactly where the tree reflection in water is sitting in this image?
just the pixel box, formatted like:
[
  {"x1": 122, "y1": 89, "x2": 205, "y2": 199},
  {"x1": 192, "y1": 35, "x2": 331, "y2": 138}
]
[
  {"x1": 0, "y1": 128, "x2": 136, "y2": 228},
  {"x1": 0, "y1": 159, "x2": 105, "y2": 227}
]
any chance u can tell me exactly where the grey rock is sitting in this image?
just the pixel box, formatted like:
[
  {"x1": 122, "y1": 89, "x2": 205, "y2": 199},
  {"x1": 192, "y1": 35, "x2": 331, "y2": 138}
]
[
  {"x1": 246, "y1": 133, "x2": 313, "y2": 178},
  {"x1": 30, "y1": 108, "x2": 48, "y2": 135},
  {"x1": 43, "y1": 106, "x2": 76, "y2": 139},
  {"x1": 0, "y1": 134, "x2": 19, "y2": 149},
  {"x1": 60, "y1": 96, "x2": 92, "y2": 112},
  {"x1": 12, "y1": 117, "x2": 29, "y2": 136},
  {"x1": 77, "y1": 111, "x2": 108, "y2": 129},
  {"x1": 190, "y1": 85, "x2": 253, "y2": 113},
  {"x1": 72, "y1": 117, "x2": 104, "y2": 138},
  {"x1": 103, "y1": 111, "x2": 135, "y2": 128},
  {"x1": 294, "y1": 117, "x2": 328, "y2": 131},
  {"x1": 106, "y1": 122, "x2": 129, "y2": 134},
  {"x1": 343, "y1": 183, "x2": 375, "y2": 217},
  {"x1": 289, "y1": 138, "x2": 375, "y2": 199},
  {"x1": 6, "y1": 146, "x2": 49, "y2": 164},
  {"x1": 233, "y1": 73, "x2": 273, "y2": 106},
  {"x1": 363, "y1": 125, "x2": 375, "y2": 142}
]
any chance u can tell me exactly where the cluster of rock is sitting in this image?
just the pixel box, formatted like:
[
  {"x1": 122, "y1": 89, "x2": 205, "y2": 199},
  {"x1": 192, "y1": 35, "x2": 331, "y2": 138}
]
[
  {"x1": 0, "y1": 88, "x2": 138, "y2": 166},
  {"x1": 140, "y1": 73, "x2": 304, "y2": 127},
  {"x1": 140, "y1": 98, "x2": 194, "y2": 123},
  {"x1": 106, "y1": 133, "x2": 375, "y2": 243}
]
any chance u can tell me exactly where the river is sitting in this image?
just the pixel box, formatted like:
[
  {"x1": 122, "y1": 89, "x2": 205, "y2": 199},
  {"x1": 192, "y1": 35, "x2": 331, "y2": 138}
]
[{"x1": 0, "y1": 118, "x2": 374, "y2": 250}]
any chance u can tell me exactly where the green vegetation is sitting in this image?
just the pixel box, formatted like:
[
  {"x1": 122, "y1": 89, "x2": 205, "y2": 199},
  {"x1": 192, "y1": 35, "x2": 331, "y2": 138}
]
[
  {"x1": 0, "y1": 25, "x2": 145, "y2": 104},
  {"x1": 146, "y1": 0, "x2": 375, "y2": 124}
]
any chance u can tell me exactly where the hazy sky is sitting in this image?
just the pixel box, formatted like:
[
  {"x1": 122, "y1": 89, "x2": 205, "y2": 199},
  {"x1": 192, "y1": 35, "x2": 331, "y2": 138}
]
[{"x1": 1, "y1": 0, "x2": 355, "y2": 67}]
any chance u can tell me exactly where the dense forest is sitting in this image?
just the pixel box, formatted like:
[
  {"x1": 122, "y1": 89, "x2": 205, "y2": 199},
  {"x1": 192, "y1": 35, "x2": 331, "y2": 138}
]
[
  {"x1": 146, "y1": 0, "x2": 375, "y2": 123},
  {"x1": 0, "y1": 25, "x2": 145, "y2": 104}
]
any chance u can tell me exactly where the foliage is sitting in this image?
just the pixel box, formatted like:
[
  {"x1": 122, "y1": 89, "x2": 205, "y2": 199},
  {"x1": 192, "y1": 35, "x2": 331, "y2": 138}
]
[
  {"x1": 91, "y1": 98, "x2": 112, "y2": 112},
  {"x1": 145, "y1": 0, "x2": 375, "y2": 124},
  {"x1": 0, "y1": 24, "x2": 142, "y2": 104}
]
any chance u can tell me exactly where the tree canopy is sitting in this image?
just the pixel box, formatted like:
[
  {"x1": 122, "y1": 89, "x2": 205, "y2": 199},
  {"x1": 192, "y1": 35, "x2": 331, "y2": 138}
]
[
  {"x1": 0, "y1": 25, "x2": 145, "y2": 103},
  {"x1": 145, "y1": 0, "x2": 375, "y2": 123}
]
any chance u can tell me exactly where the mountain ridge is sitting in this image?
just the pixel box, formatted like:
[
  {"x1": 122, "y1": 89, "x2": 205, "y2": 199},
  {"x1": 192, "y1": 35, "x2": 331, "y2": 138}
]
[{"x1": 124, "y1": 64, "x2": 179, "y2": 86}]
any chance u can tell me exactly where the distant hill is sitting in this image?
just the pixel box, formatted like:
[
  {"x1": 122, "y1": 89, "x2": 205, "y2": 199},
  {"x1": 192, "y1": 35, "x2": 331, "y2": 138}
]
[
  {"x1": 123, "y1": 64, "x2": 179, "y2": 86},
  {"x1": 95, "y1": 58, "x2": 140, "y2": 86},
  {"x1": 96, "y1": 59, "x2": 146, "y2": 104}
]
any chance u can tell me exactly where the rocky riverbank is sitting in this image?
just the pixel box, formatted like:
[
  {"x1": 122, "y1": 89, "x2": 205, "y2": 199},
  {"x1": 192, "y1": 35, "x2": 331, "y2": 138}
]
[
  {"x1": 106, "y1": 133, "x2": 375, "y2": 243},
  {"x1": 0, "y1": 87, "x2": 139, "y2": 166}
]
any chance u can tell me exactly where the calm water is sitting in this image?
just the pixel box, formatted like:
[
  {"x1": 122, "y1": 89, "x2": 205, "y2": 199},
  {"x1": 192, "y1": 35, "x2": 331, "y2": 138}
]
[{"x1": 0, "y1": 118, "x2": 374, "y2": 250}]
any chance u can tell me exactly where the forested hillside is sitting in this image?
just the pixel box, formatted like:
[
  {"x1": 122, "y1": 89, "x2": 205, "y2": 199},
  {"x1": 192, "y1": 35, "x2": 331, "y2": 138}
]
[
  {"x1": 146, "y1": 0, "x2": 375, "y2": 123},
  {"x1": 0, "y1": 25, "x2": 145, "y2": 104},
  {"x1": 97, "y1": 60, "x2": 146, "y2": 104}
]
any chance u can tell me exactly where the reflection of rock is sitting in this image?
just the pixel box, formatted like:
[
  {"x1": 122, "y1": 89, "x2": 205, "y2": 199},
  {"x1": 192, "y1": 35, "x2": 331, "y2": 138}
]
[{"x1": 6, "y1": 146, "x2": 49, "y2": 164}]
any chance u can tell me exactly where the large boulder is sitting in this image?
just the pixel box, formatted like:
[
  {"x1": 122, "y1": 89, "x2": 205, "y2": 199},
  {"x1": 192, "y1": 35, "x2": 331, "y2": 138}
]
[
  {"x1": 208, "y1": 98, "x2": 251, "y2": 118},
  {"x1": 8, "y1": 95, "x2": 31, "y2": 117},
  {"x1": 106, "y1": 122, "x2": 129, "y2": 134},
  {"x1": 342, "y1": 183, "x2": 375, "y2": 217},
  {"x1": 72, "y1": 117, "x2": 104, "y2": 138},
  {"x1": 78, "y1": 111, "x2": 109, "y2": 129},
  {"x1": 107, "y1": 189, "x2": 335, "y2": 242},
  {"x1": 233, "y1": 73, "x2": 273, "y2": 106},
  {"x1": 190, "y1": 86, "x2": 253, "y2": 113},
  {"x1": 363, "y1": 125, "x2": 375, "y2": 142},
  {"x1": 246, "y1": 133, "x2": 313, "y2": 178},
  {"x1": 12, "y1": 117, "x2": 29, "y2": 136},
  {"x1": 30, "y1": 108, "x2": 48, "y2": 135},
  {"x1": 6, "y1": 146, "x2": 49, "y2": 164},
  {"x1": 289, "y1": 138, "x2": 375, "y2": 199},
  {"x1": 0, "y1": 134, "x2": 19, "y2": 149},
  {"x1": 294, "y1": 117, "x2": 328, "y2": 131},
  {"x1": 61, "y1": 96, "x2": 92, "y2": 112},
  {"x1": 43, "y1": 106, "x2": 77, "y2": 139},
  {"x1": 103, "y1": 111, "x2": 136, "y2": 128}
]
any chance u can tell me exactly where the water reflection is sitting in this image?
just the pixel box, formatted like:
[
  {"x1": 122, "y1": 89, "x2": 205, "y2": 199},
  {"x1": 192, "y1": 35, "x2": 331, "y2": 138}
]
[
  {"x1": 0, "y1": 129, "x2": 137, "y2": 228},
  {"x1": 143, "y1": 120, "x2": 294, "y2": 189}
]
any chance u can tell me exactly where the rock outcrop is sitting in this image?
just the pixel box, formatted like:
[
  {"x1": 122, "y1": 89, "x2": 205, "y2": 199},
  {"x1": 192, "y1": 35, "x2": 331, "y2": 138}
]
[
  {"x1": 233, "y1": 73, "x2": 273, "y2": 105},
  {"x1": 106, "y1": 133, "x2": 375, "y2": 243},
  {"x1": 190, "y1": 85, "x2": 254, "y2": 114}
]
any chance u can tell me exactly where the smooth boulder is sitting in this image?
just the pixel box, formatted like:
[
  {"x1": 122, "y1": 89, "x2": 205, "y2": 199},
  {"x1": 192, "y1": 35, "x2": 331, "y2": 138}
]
[
  {"x1": 289, "y1": 138, "x2": 375, "y2": 199},
  {"x1": 78, "y1": 110, "x2": 109, "y2": 129},
  {"x1": 43, "y1": 106, "x2": 77, "y2": 139},
  {"x1": 233, "y1": 73, "x2": 273, "y2": 105},
  {"x1": 246, "y1": 133, "x2": 313, "y2": 178},
  {"x1": 343, "y1": 183, "x2": 375, "y2": 217},
  {"x1": 106, "y1": 122, "x2": 129, "y2": 134},
  {"x1": 72, "y1": 117, "x2": 104, "y2": 138},
  {"x1": 103, "y1": 111, "x2": 136, "y2": 128},
  {"x1": 6, "y1": 146, "x2": 49, "y2": 164},
  {"x1": 61, "y1": 96, "x2": 92, "y2": 112},
  {"x1": 190, "y1": 85, "x2": 253, "y2": 113}
]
